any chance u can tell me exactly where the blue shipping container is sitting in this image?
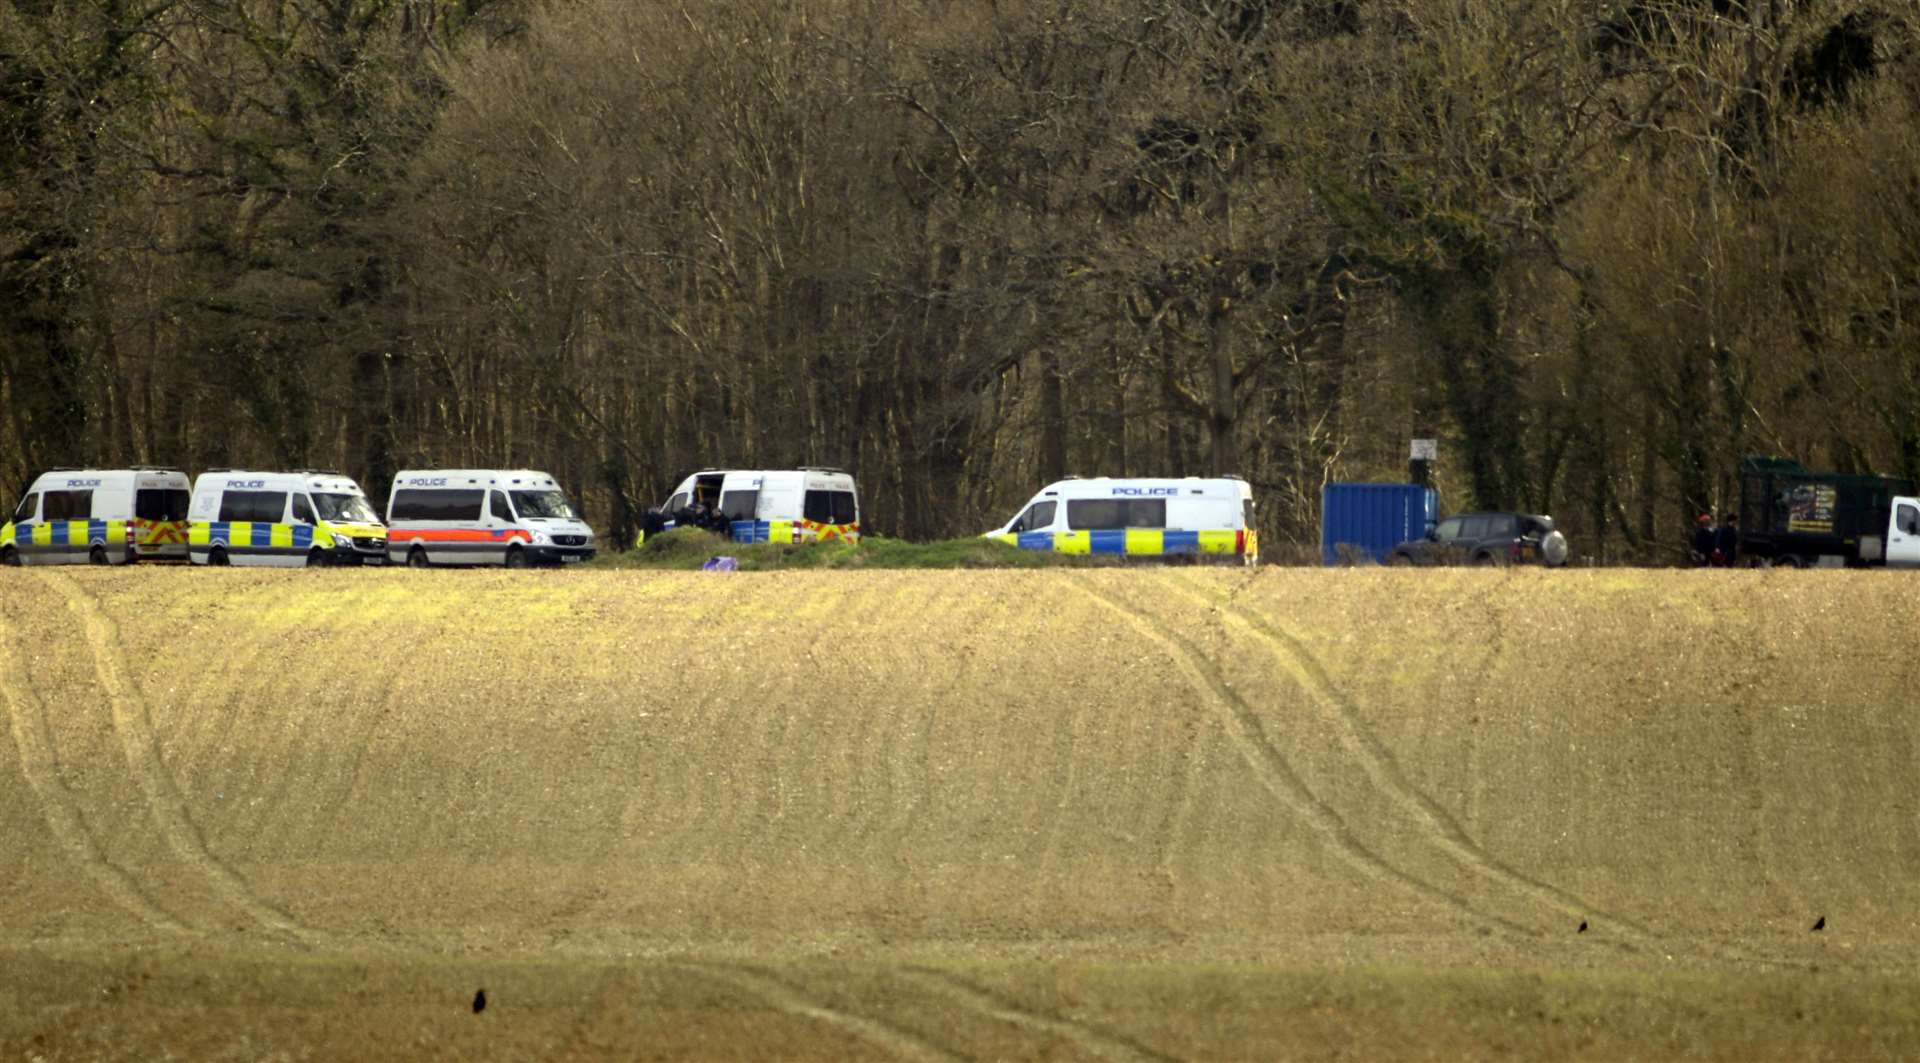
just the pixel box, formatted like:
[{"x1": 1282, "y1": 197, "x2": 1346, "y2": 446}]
[{"x1": 1321, "y1": 483, "x2": 1440, "y2": 565}]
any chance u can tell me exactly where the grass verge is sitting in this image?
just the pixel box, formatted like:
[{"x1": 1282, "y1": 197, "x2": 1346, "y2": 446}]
[{"x1": 586, "y1": 529, "x2": 1113, "y2": 570}]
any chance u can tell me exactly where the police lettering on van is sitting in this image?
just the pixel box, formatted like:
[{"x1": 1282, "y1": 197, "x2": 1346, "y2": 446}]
[
  {"x1": 986, "y1": 476, "x2": 1258, "y2": 564},
  {"x1": 186, "y1": 469, "x2": 388, "y2": 567},
  {"x1": 385, "y1": 469, "x2": 596, "y2": 568},
  {"x1": 1, "y1": 467, "x2": 192, "y2": 566}
]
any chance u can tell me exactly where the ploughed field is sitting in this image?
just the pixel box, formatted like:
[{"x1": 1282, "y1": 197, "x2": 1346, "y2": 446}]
[{"x1": 2, "y1": 566, "x2": 1918, "y2": 1060}]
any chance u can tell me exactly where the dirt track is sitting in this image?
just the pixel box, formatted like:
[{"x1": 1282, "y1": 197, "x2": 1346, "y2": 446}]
[{"x1": 2, "y1": 566, "x2": 1918, "y2": 1060}]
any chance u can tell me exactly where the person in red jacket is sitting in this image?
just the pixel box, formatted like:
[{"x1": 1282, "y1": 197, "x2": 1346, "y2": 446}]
[{"x1": 1690, "y1": 513, "x2": 1718, "y2": 566}]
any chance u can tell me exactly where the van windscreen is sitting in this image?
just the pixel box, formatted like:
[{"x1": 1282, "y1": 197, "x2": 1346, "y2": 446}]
[
  {"x1": 136, "y1": 489, "x2": 190, "y2": 522},
  {"x1": 313, "y1": 492, "x2": 379, "y2": 524},
  {"x1": 804, "y1": 489, "x2": 857, "y2": 525},
  {"x1": 1067, "y1": 498, "x2": 1165, "y2": 530},
  {"x1": 511, "y1": 490, "x2": 577, "y2": 520},
  {"x1": 391, "y1": 488, "x2": 483, "y2": 522}
]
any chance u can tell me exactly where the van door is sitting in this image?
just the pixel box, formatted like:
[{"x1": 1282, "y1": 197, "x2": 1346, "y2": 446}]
[
  {"x1": 134, "y1": 482, "x2": 191, "y2": 558},
  {"x1": 40, "y1": 487, "x2": 95, "y2": 564},
  {"x1": 1004, "y1": 499, "x2": 1057, "y2": 548},
  {"x1": 1888, "y1": 500, "x2": 1920, "y2": 567},
  {"x1": 431, "y1": 488, "x2": 485, "y2": 565},
  {"x1": 4, "y1": 492, "x2": 39, "y2": 563},
  {"x1": 718, "y1": 476, "x2": 762, "y2": 542},
  {"x1": 488, "y1": 490, "x2": 518, "y2": 564},
  {"x1": 216, "y1": 487, "x2": 291, "y2": 565}
]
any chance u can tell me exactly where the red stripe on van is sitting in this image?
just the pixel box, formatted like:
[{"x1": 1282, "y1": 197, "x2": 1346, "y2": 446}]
[{"x1": 388, "y1": 528, "x2": 530, "y2": 544}]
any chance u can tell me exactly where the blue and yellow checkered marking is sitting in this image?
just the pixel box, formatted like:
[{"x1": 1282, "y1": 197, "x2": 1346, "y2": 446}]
[
  {"x1": 2, "y1": 520, "x2": 131, "y2": 551},
  {"x1": 992, "y1": 528, "x2": 1252, "y2": 557},
  {"x1": 188, "y1": 521, "x2": 324, "y2": 554}
]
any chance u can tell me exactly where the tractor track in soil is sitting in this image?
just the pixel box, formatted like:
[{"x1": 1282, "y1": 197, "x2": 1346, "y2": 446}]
[
  {"x1": 0, "y1": 585, "x2": 186, "y2": 936},
  {"x1": 38, "y1": 570, "x2": 320, "y2": 949},
  {"x1": 1070, "y1": 577, "x2": 1538, "y2": 941}
]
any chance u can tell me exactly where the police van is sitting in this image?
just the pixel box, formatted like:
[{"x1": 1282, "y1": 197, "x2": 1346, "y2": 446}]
[
  {"x1": 385, "y1": 469, "x2": 597, "y2": 568},
  {"x1": 986, "y1": 476, "x2": 1259, "y2": 564},
  {"x1": 1, "y1": 467, "x2": 192, "y2": 566},
  {"x1": 654, "y1": 468, "x2": 861, "y2": 544},
  {"x1": 187, "y1": 470, "x2": 388, "y2": 567}
]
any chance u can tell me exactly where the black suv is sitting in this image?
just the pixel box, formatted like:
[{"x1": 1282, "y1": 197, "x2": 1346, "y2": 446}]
[{"x1": 1389, "y1": 512, "x2": 1569, "y2": 567}]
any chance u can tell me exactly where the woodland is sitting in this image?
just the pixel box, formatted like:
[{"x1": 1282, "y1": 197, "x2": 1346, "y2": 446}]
[{"x1": 2, "y1": 0, "x2": 1916, "y2": 557}]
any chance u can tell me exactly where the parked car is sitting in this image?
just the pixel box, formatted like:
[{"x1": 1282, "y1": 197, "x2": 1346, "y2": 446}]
[{"x1": 1388, "y1": 512, "x2": 1569, "y2": 567}]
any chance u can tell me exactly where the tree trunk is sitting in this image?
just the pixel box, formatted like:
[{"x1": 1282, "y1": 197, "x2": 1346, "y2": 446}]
[{"x1": 1208, "y1": 298, "x2": 1236, "y2": 476}]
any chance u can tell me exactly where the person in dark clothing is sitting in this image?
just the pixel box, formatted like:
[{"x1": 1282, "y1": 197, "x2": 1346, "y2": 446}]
[
  {"x1": 1714, "y1": 513, "x2": 1740, "y2": 567},
  {"x1": 1691, "y1": 513, "x2": 1718, "y2": 566},
  {"x1": 636, "y1": 506, "x2": 671, "y2": 546},
  {"x1": 678, "y1": 497, "x2": 714, "y2": 532}
]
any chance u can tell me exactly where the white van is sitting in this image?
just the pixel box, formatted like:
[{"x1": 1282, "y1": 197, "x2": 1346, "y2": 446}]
[
  {"x1": 0, "y1": 467, "x2": 192, "y2": 566},
  {"x1": 385, "y1": 469, "x2": 596, "y2": 568},
  {"x1": 654, "y1": 468, "x2": 861, "y2": 544},
  {"x1": 187, "y1": 470, "x2": 388, "y2": 567},
  {"x1": 986, "y1": 476, "x2": 1259, "y2": 563}
]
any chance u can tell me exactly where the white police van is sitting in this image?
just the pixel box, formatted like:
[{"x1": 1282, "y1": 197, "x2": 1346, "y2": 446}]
[
  {"x1": 986, "y1": 476, "x2": 1259, "y2": 564},
  {"x1": 187, "y1": 470, "x2": 388, "y2": 567},
  {"x1": 654, "y1": 468, "x2": 861, "y2": 544},
  {"x1": 385, "y1": 469, "x2": 596, "y2": 568},
  {"x1": 1, "y1": 467, "x2": 192, "y2": 566}
]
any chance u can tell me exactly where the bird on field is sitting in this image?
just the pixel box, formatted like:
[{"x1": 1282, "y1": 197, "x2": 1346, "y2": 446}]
[
  {"x1": 1578, "y1": 920, "x2": 1588, "y2": 934},
  {"x1": 473, "y1": 989, "x2": 487, "y2": 1013},
  {"x1": 1812, "y1": 916, "x2": 1826, "y2": 932}
]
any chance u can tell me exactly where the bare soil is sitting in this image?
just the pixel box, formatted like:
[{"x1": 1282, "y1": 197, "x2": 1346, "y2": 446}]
[{"x1": 1, "y1": 566, "x2": 1917, "y2": 1060}]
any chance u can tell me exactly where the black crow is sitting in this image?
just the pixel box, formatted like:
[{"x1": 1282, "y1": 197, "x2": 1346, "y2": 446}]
[
  {"x1": 1812, "y1": 916, "x2": 1826, "y2": 932},
  {"x1": 1578, "y1": 920, "x2": 1588, "y2": 933},
  {"x1": 473, "y1": 989, "x2": 487, "y2": 1013}
]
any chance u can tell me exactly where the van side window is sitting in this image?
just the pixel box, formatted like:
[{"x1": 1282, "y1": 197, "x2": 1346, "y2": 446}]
[
  {"x1": 1243, "y1": 499, "x2": 1254, "y2": 528},
  {"x1": 1028, "y1": 500, "x2": 1056, "y2": 529},
  {"x1": 11, "y1": 493, "x2": 37, "y2": 523},
  {"x1": 220, "y1": 491, "x2": 287, "y2": 524},
  {"x1": 135, "y1": 489, "x2": 189, "y2": 522},
  {"x1": 292, "y1": 494, "x2": 316, "y2": 524},
  {"x1": 391, "y1": 488, "x2": 483, "y2": 522},
  {"x1": 1900, "y1": 503, "x2": 1919, "y2": 535},
  {"x1": 1066, "y1": 499, "x2": 1165, "y2": 530},
  {"x1": 803, "y1": 489, "x2": 856, "y2": 524},
  {"x1": 720, "y1": 490, "x2": 759, "y2": 521},
  {"x1": 666, "y1": 492, "x2": 689, "y2": 514},
  {"x1": 1067, "y1": 499, "x2": 1119, "y2": 529},
  {"x1": 1460, "y1": 515, "x2": 1492, "y2": 539},
  {"x1": 490, "y1": 491, "x2": 514, "y2": 522},
  {"x1": 41, "y1": 490, "x2": 93, "y2": 521},
  {"x1": 390, "y1": 490, "x2": 428, "y2": 522}
]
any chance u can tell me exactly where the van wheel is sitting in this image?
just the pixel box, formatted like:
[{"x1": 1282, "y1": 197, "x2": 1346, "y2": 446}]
[
  {"x1": 1388, "y1": 552, "x2": 1413, "y2": 567},
  {"x1": 306, "y1": 548, "x2": 329, "y2": 568},
  {"x1": 88, "y1": 544, "x2": 109, "y2": 566},
  {"x1": 208, "y1": 546, "x2": 230, "y2": 567},
  {"x1": 408, "y1": 546, "x2": 431, "y2": 569},
  {"x1": 1, "y1": 546, "x2": 17, "y2": 567},
  {"x1": 504, "y1": 546, "x2": 529, "y2": 570},
  {"x1": 1470, "y1": 551, "x2": 1496, "y2": 566}
]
